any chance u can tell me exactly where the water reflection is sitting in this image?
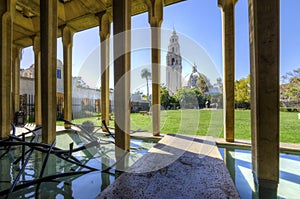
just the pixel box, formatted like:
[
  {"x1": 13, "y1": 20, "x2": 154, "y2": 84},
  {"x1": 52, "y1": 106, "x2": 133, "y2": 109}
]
[
  {"x1": 0, "y1": 131, "x2": 157, "y2": 198},
  {"x1": 101, "y1": 155, "x2": 110, "y2": 192},
  {"x1": 224, "y1": 148, "x2": 235, "y2": 183},
  {"x1": 219, "y1": 146, "x2": 300, "y2": 199}
]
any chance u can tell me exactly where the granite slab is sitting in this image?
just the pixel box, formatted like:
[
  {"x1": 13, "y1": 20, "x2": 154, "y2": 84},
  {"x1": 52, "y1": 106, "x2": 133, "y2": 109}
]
[{"x1": 97, "y1": 134, "x2": 240, "y2": 199}]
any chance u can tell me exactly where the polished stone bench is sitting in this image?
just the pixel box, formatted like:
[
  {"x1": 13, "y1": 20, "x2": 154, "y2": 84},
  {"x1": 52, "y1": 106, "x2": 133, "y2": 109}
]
[{"x1": 97, "y1": 134, "x2": 240, "y2": 199}]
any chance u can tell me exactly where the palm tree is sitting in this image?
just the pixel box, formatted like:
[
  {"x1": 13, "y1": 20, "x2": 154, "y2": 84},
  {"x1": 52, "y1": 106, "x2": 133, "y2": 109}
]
[{"x1": 141, "y1": 68, "x2": 151, "y2": 101}]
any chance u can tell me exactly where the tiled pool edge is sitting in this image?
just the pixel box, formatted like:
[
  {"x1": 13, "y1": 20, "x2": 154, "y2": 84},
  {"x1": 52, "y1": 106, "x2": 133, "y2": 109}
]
[{"x1": 215, "y1": 138, "x2": 300, "y2": 154}]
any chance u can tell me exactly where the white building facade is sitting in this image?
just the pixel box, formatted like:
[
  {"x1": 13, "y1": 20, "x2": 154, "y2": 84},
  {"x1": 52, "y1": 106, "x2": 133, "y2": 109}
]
[{"x1": 166, "y1": 29, "x2": 182, "y2": 95}]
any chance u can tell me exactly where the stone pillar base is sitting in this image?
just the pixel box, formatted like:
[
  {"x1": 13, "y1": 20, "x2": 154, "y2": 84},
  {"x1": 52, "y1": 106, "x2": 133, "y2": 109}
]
[
  {"x1": 64, "y1": 123, "x2": 72, "y2": 129},
  {"x1": 253, "y1": 174, "x2": 278, "y2": 198}
]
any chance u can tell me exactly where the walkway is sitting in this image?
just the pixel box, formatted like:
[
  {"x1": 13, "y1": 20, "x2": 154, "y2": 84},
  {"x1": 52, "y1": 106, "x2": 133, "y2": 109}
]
[{"x1": 97, "y1": 134, "x2": 240, "y2": 198}]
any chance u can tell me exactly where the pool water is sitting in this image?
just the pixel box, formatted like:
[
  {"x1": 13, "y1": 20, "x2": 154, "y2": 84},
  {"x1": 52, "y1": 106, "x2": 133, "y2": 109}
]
[
  {"x1": 0, "y1": 131, "x2": 158, "y2": 199},
  {"x1": 218, "y1": 147, "x2": 300, "y2": 199}
]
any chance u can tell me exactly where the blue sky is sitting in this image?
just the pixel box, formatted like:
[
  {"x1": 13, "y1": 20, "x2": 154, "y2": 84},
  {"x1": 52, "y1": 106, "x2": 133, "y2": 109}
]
[{"x1": 20, "y1": 0, "x2": 300, "y2": 89}]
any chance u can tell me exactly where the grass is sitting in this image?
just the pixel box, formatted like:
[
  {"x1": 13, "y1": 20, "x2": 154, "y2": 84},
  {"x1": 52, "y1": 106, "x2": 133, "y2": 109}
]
[
  {"x1": 234, "y1": 110, "x2": 251, "y2": 140},
  {"x1": 280, "y1": 111, "x2": 300, "y2": 143},
  {"x1": 131, "y1": 109, "x2": 223, "y2": 136},
  {"x1": 57, "y1": 110, "x2": 300, "y2": 144},
  {"x1": 56, "y1": 117, "x2": 103, "y2": 127},
  {"x1": 233, "y1": 110, "x2": 300, "y2": 143}
]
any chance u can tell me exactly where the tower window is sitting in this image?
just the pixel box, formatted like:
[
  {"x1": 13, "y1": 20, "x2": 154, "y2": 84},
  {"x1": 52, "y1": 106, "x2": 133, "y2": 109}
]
[
  {"x1": 57, "y1": 69, "x2": 61, "y2": 79},
  {"x1": 172, "y1": 58, "x2": 175, "y2": 65},
  {"x1": 172, "y1": 47, "x2": 174, "y2": 52}
]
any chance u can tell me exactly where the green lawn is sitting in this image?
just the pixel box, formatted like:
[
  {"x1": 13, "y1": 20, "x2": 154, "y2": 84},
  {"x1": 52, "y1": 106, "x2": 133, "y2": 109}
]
[
  {"x1": 233, "y1": 110, "x2": 300, "y2": 143},
  {"x1": 59, "y1": 110, "x2": 300, "y2": 144}
]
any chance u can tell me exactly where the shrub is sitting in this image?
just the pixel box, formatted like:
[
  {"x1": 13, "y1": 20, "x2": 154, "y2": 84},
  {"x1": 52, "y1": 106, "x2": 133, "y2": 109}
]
[{"x1": 280, "y1": 107, "x2": 300, "y2": 112}]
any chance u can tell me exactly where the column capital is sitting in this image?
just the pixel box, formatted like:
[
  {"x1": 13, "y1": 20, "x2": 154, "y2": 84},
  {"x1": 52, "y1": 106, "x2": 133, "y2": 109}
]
[
  {"x1": 145, "y1": 0, "x2": 163, "y2": 27},
  {"x1": 0, "y1": 0, "x2": 17, "y2": 16},
  {"x1": 218, "y1": 0, "x2": 237, "y2": 10},
  {"x1": 96, "y1": 11, "x2": 111, "y2": 41},
  {"x1": 62, "y1": 25, "x2": 74, "y2": 47},
  {"x1": 12, "y1": 43, "x2": 22, "y2": 49},
  {"x1": 12, "y1": 44, "x2": 22, "y2": 59},
  {"x1": 32, "y1": 34, "x2": 40, "y2": 54}
]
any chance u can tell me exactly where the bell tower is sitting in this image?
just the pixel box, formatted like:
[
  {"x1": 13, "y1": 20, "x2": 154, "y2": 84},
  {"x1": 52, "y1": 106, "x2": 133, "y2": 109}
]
[{"x1": 166, "y1": 29, "x2": 182, "y2": 95}]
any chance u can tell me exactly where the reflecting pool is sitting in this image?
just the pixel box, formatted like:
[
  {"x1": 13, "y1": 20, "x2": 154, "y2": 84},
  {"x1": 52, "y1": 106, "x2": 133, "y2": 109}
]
[
  {"x1": 218, "y1": 146, "x2": 300, "y2": 199},
  {"x1": 0, "y1": 130, "x2": 158, "y2": 198}
]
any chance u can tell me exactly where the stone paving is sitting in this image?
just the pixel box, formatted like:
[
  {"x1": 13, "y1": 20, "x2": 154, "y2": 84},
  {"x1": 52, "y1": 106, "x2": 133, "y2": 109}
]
[{"x1": 97, "y1": 134, "x2": 240, "y2": 199}]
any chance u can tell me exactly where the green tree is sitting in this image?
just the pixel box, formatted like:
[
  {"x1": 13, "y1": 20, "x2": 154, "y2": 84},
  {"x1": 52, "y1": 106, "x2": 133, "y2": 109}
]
[
  {"x1": 234, "y1": 75, "x2": 251, "y2": 109},
  {"x1": 160, "y1": 85, "x2": 179, "y2": 109},
  {"x1": 141, "y1": 68, "x2": 151, "y2": 101},
  {"x1": 191, "y1": 87, "x2": 207, "y2": 108},
  {"x1": 196, "y1": 73, "x2": 212, "y2": 94},
  {"x1": 216, "y1": 77, "x2": 222, "y2": 85},
  {"x1": 216, "y1": 77, "x2": 223, "y2": 92},
  {"x1": 281, "y1": 68, "x2": 300, "y2": 107},
  {"x1": 160, "y1": 85, "x2": 171, "y2": 109},
  {"x1": 174, "y1": 88, "x2": 206, "y2": 109}
]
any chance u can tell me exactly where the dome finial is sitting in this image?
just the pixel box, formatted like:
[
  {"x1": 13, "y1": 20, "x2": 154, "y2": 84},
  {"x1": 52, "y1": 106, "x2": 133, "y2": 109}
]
[
  {"x1": 172, "y1": 25, "x2": 176, "y2": 34},
  {"x1": 193, "y1": 62, "x2": 197, "y2": 68}
]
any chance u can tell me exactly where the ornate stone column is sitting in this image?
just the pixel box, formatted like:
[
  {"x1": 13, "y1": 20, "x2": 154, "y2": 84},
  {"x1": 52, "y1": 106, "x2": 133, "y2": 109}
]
[
  {"x1": 62, "y1": 25, "x2": 74, "y2": 129},
  {"x1": 146, "y1": 0, "x2": 163, "y2": 136},
  {"x1": 218, "y1": 0, "x2": 237, "y2": 142},
  {"x1": 33, "y1": 35, "x2": 42, "y2": 126},
  {"x1": 0, "y1": 0, "x2": 16, "y2": 139},
  {"x1": 40, "y1": 0, "x2": 57, "y2": 144},
  {"x1": 12, "y1": 45, "x2": 22, "y2": 117},
  {"x1": 249, "y1": 0, "x2": 280, "y2": 196},
  {"x1": 97, "y1": 11, "x2": 111, "y2": 131},
  {"x1": 113, "y1": 0, "x2": 131, "y2": 155}
]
